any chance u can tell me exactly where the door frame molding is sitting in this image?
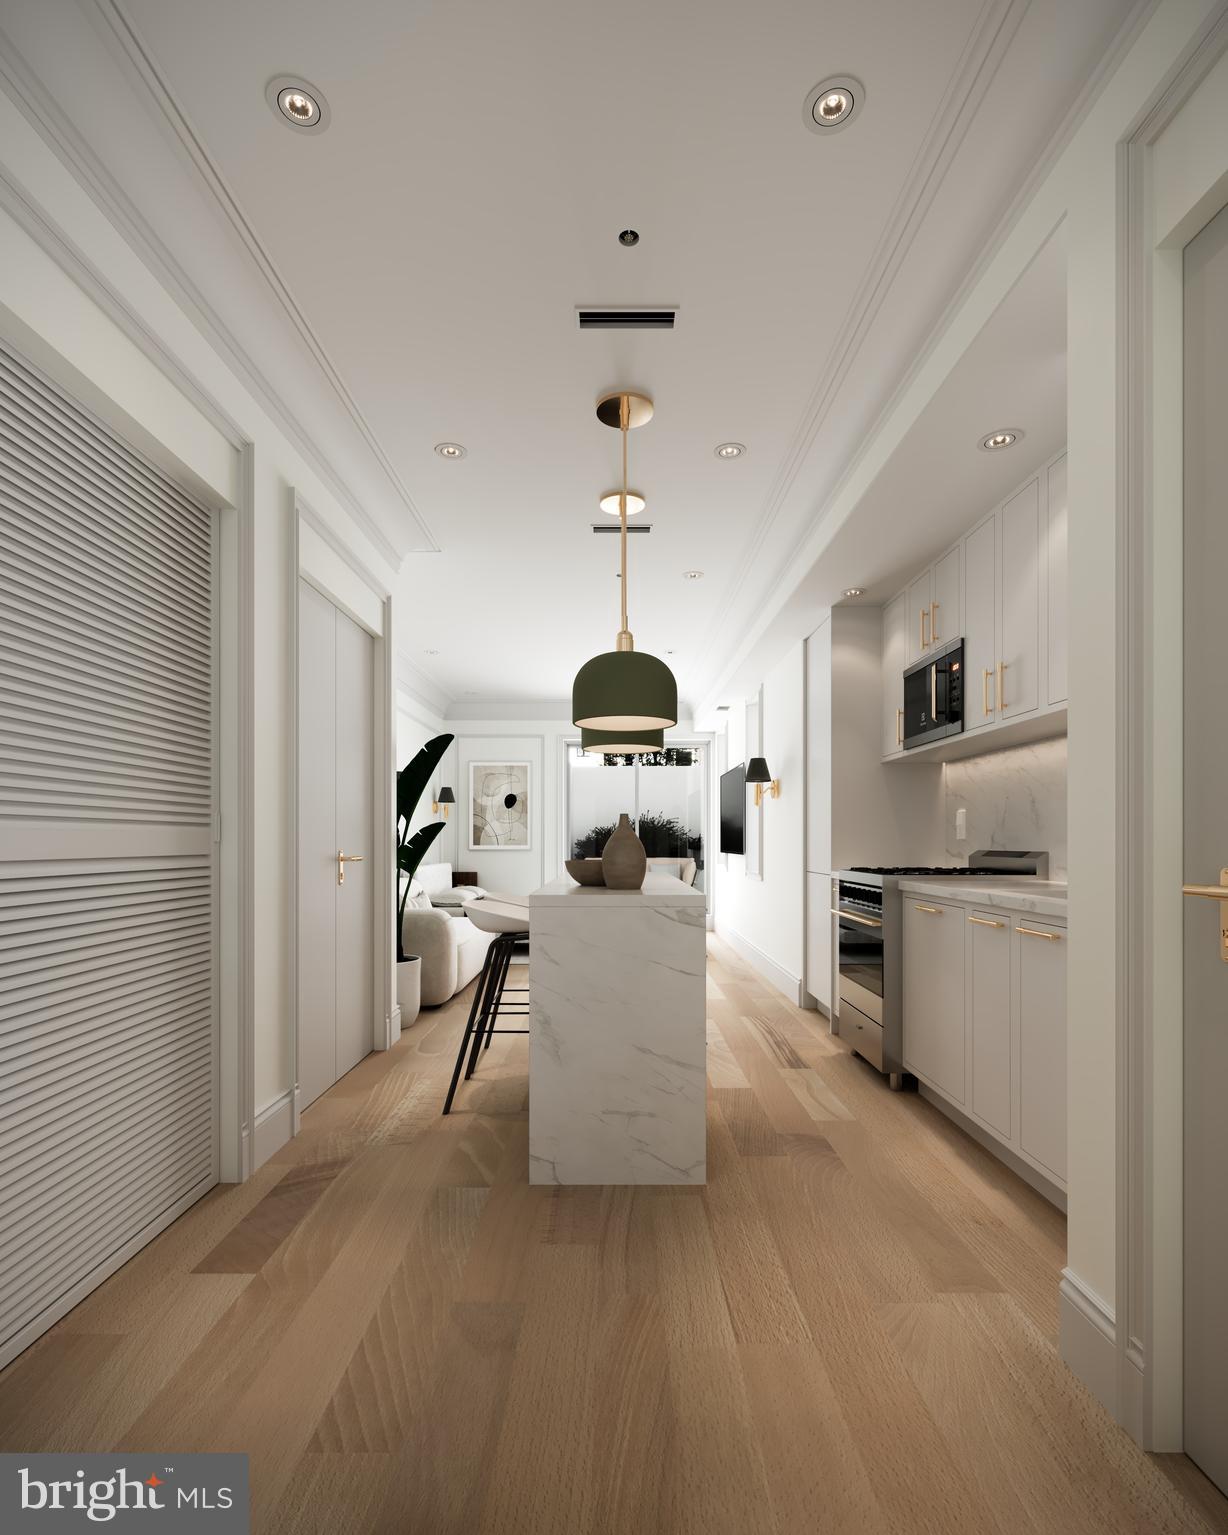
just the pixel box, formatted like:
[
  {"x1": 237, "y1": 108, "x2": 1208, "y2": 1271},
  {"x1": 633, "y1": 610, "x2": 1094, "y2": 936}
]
[
  {"x1": 291, "y1": 495, "x2": 396, "y2": 1140},
  {"x1": 1119, "y1": 9, "x2": 1228, "y2": 1451}
]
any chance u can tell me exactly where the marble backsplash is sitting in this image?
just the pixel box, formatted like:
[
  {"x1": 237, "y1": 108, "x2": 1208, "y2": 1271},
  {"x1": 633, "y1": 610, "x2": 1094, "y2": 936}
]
[{"x1": 944, "y1": 737, "x2": 1067, "y2": 879}]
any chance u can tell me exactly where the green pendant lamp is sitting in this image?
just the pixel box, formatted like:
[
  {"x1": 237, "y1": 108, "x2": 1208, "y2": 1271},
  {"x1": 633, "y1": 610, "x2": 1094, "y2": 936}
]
[
  {"x1": 572, "y1": 391, "x2": 678, "y2": 731},
  {"x1": 580, "y1": 726, "x2": 665, "y2": 754}
]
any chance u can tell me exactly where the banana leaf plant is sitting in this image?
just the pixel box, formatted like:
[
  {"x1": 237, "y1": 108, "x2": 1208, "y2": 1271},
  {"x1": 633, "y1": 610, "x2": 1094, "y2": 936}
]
[{"x1": 396, "y1": 732, "x2": 454, "y2": 964}]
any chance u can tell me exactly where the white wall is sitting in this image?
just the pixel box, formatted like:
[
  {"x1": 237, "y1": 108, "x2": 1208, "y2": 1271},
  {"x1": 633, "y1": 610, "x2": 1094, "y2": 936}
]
[
  {"x1": 714, "y1": 642, "x2": 806, "y2": 996},
  {"x1": 0, "y1": 85, "x2": 401, "y2": 1144}
]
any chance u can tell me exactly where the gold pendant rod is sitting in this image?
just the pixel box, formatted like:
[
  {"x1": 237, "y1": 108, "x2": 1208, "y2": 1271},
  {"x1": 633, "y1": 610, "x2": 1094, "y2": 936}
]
[{"x1": 620, "y1": 393, "x2": 629, "y2": 638}]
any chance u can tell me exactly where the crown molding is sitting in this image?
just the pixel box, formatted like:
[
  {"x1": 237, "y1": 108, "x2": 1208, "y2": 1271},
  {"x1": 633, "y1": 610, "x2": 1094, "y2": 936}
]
[
  {"x1": 0, "y1": 19, "x2": 415, "y2": 570},
  {"x1": 395, "y1": 654, "x2": 453, "y2": 722},
  {"x1": 691, "y1": 0, "x2": 1031, "y2": 684},
  {"x1": 91, "y1": 0, "x2": 436, "y2": 559}
]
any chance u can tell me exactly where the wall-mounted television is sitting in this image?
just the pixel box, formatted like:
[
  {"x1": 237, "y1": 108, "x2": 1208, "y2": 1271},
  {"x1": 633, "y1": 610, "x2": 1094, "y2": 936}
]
[{"x1": 719, "y1": 763, "x2": 745, "y2": 855}]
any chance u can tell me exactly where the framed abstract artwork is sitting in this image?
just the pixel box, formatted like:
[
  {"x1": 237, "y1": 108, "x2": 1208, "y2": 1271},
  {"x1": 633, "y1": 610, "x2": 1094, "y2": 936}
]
[{"x1": 468, "y1": 761, "x2": 531, "y2": 850}]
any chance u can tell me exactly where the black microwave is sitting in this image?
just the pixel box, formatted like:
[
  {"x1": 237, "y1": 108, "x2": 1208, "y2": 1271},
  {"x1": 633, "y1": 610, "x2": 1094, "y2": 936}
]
[{"x1": 903, "y1": 638, "x2": 964, "y2": 749}]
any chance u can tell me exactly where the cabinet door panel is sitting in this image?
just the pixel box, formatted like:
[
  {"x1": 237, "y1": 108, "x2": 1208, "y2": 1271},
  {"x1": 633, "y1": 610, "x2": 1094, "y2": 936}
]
[
  {"x1": 903, "y1": 899, "x2": 965, "y2": 1102},
  {"x1": 963, "y1": 515, "x2": 997, "y2": 732},
  {"x1": 806, "y1": 620, "x2": 832, "y2": 874},
  {"x1": 806, "y1": 872, "x2": 832, "y2": 1013},
  {"x1": 1047, "y1": 455, "x2": 1068, "y2": 706},
  {"x1": 881, "y1": 593, "x2": 908, "y2": 757},
  {"x1": 1000, "y1": 479, "x2": 1041, "y2": 719},
  {"x1": 907, "y1": 570, "x2": 933, "y2": 663},
  {"x1": 931, "y1": 546, "x2": 961, "y2": 651},
  {"x1": 968, "y1": 911, "x2": 1011, "y2": 1137},
  {"x1": 1016, "y1": 922, "x2": 1067, "y2": 1179}
]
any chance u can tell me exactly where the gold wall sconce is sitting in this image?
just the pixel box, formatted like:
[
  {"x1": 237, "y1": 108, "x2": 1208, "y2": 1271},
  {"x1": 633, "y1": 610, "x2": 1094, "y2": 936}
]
[
  {"x1": 745, "y1": 757, "x2": 780, "y2": 807},
  {"x1": 432, "y1": 786, "x2": 455, "y2": 819}
]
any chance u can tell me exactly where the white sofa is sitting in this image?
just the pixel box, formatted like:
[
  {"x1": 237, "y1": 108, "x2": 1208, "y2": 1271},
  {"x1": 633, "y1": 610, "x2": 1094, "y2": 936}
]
[
  {"x1": 402, "y1": 863, "x2": 493, "y2": 1006},
  {"x1": 646, "y1": 856, "x2": 698, "y2": 886}
]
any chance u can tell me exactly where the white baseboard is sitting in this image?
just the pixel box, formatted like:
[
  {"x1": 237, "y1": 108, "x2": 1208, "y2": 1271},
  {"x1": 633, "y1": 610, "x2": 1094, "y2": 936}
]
[
  {"x1": 252, "y1": 1090, "x2": 293, "y2": 1170},
  {"x1": 1059, "y1": 1268, "x2": 1117, "y2": 1415},
  {"x1": 715, "y1": 922, "x2": 803, "y2": 1005}
]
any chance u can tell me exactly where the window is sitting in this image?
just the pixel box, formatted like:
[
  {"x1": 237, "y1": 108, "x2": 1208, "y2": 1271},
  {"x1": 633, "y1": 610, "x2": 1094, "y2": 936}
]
[{"x1": 566, "y1": 744, "x2": 708, "y2": 894}]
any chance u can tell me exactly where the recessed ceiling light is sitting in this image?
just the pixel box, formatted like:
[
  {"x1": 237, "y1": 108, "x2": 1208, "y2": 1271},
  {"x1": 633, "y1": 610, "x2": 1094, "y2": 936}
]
[
  {"x1": 266, "y1": 76, "x2": 330, "y2": 132},
  {"x1": 843, "y1": 587, "x2": 865, "y2": 598},
  {"x1": 599, "y1": 490, "x2": 646, "y2": 516},
  {"x1": 618, "y1": 229, "x2": 640, "y2": 247},
  {"x1": 804, "y1": 77, "x2": 864, "y2": 135},
  {"x1": 979, "y1": 428, "x2": 1024, "y2": 452},
  {"x1": 715, "y1": 442, "x2": 745, "y2": 460},
  {"x1": 434, "y1": 442, "x2": 466, "y2": 459},
  {"x1": 683, "y1": 570, "x2": 704, "y2": 580}
]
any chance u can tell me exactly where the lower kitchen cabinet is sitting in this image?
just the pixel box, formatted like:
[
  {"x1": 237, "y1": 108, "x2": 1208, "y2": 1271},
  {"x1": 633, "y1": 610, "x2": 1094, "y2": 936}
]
[
  {"x1": 968, "y1": 910, "x2": 1012, "y2": 1138},
  {"x1": 902, "y1": 893, "x2": 1067, "y2": 1198},
  {"x1": 902, "y1": 898, "x2": 965, "y2": 1103},
  {"x1": 1015, "y1": 918, "x2": 1067, "y2": 1181}
]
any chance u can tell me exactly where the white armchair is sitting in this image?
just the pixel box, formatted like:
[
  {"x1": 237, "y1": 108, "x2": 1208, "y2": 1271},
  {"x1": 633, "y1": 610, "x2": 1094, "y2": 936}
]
[{"x1": 401, "y1": 866, "x2": 492, "y2": 1006}]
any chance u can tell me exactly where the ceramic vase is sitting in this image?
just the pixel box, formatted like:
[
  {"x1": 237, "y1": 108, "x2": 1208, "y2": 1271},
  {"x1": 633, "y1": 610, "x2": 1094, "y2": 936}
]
[{"x1": 601, "y1": 813, "x2": 647, "y2": 890}]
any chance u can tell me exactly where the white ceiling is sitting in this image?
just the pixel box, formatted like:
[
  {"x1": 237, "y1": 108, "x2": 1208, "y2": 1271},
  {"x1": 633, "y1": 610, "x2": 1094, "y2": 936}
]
[{"x1": 3, "y1": 0, "x2": 1131, "y2": 711}]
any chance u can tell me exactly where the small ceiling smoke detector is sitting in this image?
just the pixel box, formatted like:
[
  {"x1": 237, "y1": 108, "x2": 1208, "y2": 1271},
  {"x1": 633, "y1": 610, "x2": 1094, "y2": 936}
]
[
  {"x1": 434, "y1": 442, "x2": 466, "y2": 459},
  {"x1": 599, "y1": 490, "x2": 646, "y2": 516},
  {"x1": 979, "y1": 428, "x2": 1024, "y2": 452},
  {"x1": 714, "y1": 442, "x2": 745, "y2": 459},
  {"x1": 804, "y1": 77, "x2": 864, "y2": 135},
  {"x1": 843, "y1": 587, "x2": 865, "y2": 598},
  {"x1": 424, "y1": 649, "x2": 439, "y2": 655},
  {"x1": 266, "y1": 76, "x2": 330, "y2": 132},
  {"x1": 683, "y1": 570, "x2": 704, "y2": 580}
]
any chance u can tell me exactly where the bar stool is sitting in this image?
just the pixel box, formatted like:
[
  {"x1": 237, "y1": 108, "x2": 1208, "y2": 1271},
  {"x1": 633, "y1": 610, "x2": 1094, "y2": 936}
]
[{"x1": 442, "y1": 895, "x2": 530, "y2": 1115}]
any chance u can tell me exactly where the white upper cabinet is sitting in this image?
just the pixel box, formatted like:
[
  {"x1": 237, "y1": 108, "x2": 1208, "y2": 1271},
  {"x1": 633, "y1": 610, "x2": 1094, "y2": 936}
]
[
  {"x1": 1046, "y1": 455, "x2": 1068, "y2": 706},
  {"x1": 930, "y1": 545, "x2": 961, "y2": 652},
  {"x1": 881, "y1": 593, "x2": 908, "y2": 757},
  {"x1": 999, "y1": 477, "x2": 1041, "y2": 720},
  {"x1": 963, "y1": 514, "x2": 997, "y2": 733},
  {"x1": 906, "y1": 569, "x2": 933, "y2": 664},
  {"x1": 882, "y1": 448, "x2": 1067, "y2": 761}
]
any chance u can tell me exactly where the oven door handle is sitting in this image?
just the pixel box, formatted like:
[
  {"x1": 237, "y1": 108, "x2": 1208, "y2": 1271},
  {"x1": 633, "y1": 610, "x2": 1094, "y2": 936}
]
[{"x1": 831, "y1": 907, "x2": 883, "y2": 928}]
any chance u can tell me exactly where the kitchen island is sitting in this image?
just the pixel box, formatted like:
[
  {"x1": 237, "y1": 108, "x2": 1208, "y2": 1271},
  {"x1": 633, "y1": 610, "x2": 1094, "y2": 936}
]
[{"x1": 528, "y1": 872, "x2": 707, "y2": 1185}]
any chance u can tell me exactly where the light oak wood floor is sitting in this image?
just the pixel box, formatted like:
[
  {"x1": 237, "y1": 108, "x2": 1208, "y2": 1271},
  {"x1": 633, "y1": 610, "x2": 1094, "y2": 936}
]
[{"x1": 2, "y1": 938, "x2": 1225, "y2": 1534}]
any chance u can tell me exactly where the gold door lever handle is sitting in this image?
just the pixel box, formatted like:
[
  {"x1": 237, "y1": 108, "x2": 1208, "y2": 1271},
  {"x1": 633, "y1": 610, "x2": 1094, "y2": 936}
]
[
  {"x1": 337, "y1": 850, "x2": 365, "y2": 885},
  {"x1": 1182, "y1": 869, "x2": 1228, "y2": 962}
]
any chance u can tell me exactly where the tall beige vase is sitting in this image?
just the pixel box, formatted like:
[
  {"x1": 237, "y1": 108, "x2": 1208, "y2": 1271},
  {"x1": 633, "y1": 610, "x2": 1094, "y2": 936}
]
[{"x1": 602, "y1": 813, "x2": 647, "y2": 890}]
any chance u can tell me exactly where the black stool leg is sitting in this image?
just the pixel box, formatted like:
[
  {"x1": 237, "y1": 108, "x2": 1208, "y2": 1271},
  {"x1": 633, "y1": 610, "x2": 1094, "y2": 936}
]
[
  {"x1": 483, "y1": 937, "x2": 518, "y2": 1049},
  {"x1": 487, "y1": 936, "x2": 529, "y2": 1048},
  {"x1": 443, "y1": 940, "x2": 501, "y2": 1115},
  {"x1": 467, "y1": 934, "x2": 511, "y2": 1079}
]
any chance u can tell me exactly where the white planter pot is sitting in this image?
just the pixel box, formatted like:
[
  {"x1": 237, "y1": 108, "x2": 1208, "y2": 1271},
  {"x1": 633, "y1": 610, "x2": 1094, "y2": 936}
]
[{"x1": 396, "y1": 955, "x2": 422, "y2": 1029}]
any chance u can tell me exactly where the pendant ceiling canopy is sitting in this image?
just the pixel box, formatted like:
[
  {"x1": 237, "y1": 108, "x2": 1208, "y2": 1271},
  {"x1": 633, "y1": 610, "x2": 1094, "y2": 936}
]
[{"x1": 571, "y1": 391, "x2": 679, "y2": 732}]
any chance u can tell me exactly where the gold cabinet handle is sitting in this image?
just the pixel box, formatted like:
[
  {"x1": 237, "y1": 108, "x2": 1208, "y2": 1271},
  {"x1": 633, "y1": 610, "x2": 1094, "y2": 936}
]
[
  {"x1": 930, "y1": 663, "x2": 937, "y2": 719},
  {"x1": 337, "y1": 849, "x2": 365, "y2": 885},
  {"x1": 997, "y1": 660, "x2": 1006, "y2": 711},
  {"x1": 930, "y1": 601, "x2": 940, "y2": 643},
  {"x1": 896, "y1": 707, "x2": 903, "y2": 745},
  {"x1": 919, "y1": 607, "x2": 928, "y2": 650},
  {"x1": 1017, "y1": 925, "x2": 1061, "y2": 941},
  {"x1": 968, "y1": 915, "x2": 1005, "y2": 928},
  {"x1": 831, "y1": 907, "x2": 882, "y2": 928},
  {"x1": 982, "y1": 667, "x2": 994, "y2": 715},
  {"x1": 915, "y1": 904, "x2": 943, "y2": 915}
]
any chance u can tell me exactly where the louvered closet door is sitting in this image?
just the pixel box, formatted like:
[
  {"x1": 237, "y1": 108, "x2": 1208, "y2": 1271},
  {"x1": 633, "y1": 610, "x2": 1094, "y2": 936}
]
[{"x1": 0, "y1": 340, "x2": 217, "y2": 1369}]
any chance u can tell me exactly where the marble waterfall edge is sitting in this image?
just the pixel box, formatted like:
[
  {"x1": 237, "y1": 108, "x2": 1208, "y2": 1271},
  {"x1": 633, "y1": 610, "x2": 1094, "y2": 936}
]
[{"x1": 529, "y1": 876, "x2": 707, "y2": 1185}]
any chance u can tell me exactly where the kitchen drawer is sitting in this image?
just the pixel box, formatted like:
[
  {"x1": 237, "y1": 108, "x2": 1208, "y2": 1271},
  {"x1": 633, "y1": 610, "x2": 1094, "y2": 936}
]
[{"x1": 840, "y1": 999, "x2": 883, "y2": 1070}]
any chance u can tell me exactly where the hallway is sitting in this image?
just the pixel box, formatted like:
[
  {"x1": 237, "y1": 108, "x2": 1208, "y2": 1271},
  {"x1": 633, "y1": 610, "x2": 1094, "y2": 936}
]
[{"x1": 0, "y1": 940, "x2": 1221, "y2": 1534}]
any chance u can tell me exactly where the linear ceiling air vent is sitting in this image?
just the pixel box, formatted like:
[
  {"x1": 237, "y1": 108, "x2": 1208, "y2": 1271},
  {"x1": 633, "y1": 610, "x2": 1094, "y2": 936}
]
[
  {"x1": 576, "y1": 307, "x2": 677, "y2": 330},
  {"x1": 591, "y1": 522, "x2": 652, "y2": 534}
]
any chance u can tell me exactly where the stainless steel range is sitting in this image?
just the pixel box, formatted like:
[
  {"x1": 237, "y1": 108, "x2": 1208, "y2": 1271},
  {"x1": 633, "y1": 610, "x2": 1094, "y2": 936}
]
[{"x1": 832, "y1": 850, "x2": 1049, "y2": 1087}]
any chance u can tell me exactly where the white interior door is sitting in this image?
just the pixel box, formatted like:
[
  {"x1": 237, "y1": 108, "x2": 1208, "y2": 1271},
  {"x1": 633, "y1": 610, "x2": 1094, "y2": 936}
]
[
  {"x1": 297, "y1": 579, "x2": 374, "y2": 1112},
  {"x1": 1182, "y1": 198, "x2": 1228, "y2": 1497},
  {"x1": 0, "y1": 339, "x2": 217, "y2": 1369}
]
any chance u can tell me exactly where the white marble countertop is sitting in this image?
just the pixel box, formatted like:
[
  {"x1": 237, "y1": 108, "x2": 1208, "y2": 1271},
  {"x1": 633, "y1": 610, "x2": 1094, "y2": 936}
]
[
  {"x1": 533, "y1": 872, "x2": 706, "y2": 907},
  {"x1": 896, "y1": 877, "x2": 1068, "y2": 919}
]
